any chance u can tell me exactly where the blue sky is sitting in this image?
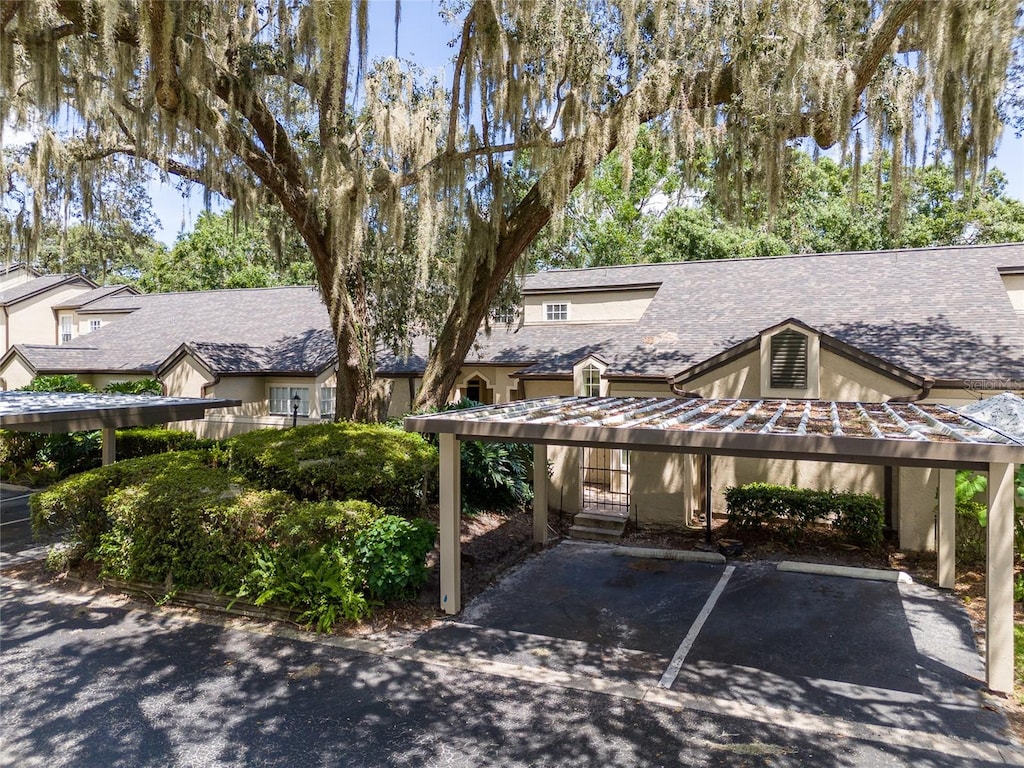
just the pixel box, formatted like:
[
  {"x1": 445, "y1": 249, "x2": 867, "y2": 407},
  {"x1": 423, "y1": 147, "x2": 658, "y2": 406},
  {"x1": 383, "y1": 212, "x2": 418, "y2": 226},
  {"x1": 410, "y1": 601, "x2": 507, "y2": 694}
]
[{"x1": 149, "y1": 0, "x2": 1024, "y2": 245}]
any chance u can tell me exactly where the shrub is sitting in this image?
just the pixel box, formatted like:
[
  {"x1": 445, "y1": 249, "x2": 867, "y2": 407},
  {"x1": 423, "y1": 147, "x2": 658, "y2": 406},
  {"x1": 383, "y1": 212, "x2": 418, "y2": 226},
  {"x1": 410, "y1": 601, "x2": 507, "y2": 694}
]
[
  {"x1": 102, "y1": 379, "x2": 162, "y2": 395},
  {"x1": 725, "y1": 483, "x2": 884, "y2": 548},
  {"x1": 30, "y1": 452, "x2": 435, "y2": 630},
  {"x1": 114, "y1": 427, "x2": 215, "y2": 459},
  {"x1": 352, "y1": 515, "x2": 438, "y2": 601},
  {"x1": 227, "y1": 422, "x2": 438, "y2": 514},
  {"x1": 20, "y1": 375, "x2": 94, "y2": 393}
]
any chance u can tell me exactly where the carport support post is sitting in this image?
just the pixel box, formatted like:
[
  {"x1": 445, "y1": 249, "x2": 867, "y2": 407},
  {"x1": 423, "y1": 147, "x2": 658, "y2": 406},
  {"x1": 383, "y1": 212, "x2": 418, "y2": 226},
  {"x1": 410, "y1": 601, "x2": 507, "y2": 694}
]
[
  {"x1": 533, "y1": 443, "x2": 548, "y2": 545},
  {"x1": 439, "y1": 433, "x2": 462, "y2": 615},
  {"x1": 101, "y1": 427, "x2": 116, "y2": 466},
  {"x1": 937, "y1": 469, "x2": 955, "y2": 590},
  {"x1": 986, "y1": 462, "x2": 1014, "y2": 695}
]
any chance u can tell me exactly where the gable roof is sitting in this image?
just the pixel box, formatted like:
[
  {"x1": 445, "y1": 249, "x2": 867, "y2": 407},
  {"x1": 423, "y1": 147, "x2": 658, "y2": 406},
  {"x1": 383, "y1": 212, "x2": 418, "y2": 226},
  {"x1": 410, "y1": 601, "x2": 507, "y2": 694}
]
[
  {"x1": 383, "y1": 243, "x2": 1023, "y2": 383},
  {"x1": 51, "y1": 284, "x2": 139, "y2": 310},
  {"x1": 6, "y1": 285, "x2": 333, "y2": 376},
  {"x1": 0, "y1": 274, "x2": 97, "y2": 307}
]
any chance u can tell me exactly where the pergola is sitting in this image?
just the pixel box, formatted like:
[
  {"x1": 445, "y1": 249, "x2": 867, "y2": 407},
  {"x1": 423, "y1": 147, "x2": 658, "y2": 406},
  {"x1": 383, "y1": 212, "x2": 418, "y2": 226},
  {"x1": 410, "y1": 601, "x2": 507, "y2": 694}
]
[
  {"x1": 405, "y1": 396, "x2": 1024, "y2": 693},
  {"x1": 0, "y1": 391, "x2": 240, "y2": 464}
]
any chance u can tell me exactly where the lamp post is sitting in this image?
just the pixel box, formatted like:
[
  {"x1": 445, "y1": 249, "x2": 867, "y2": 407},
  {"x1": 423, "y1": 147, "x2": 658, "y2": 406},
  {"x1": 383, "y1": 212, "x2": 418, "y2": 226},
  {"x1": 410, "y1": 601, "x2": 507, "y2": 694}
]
[{"x1": 292, "y1": 393, "x2": 301, "y2": 428}]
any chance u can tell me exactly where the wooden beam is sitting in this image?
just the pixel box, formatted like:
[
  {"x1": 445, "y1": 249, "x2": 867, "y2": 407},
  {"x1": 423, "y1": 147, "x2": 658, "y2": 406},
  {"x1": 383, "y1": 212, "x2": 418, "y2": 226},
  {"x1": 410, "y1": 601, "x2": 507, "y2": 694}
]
[
  {"x1": 101, "y1": 427, "x2": 116, "y2": 466},
  {"x1": 533, "y1": 443, "x2": 548, "y2": 545},
  {"x1": 937, "y1": 468, "x2": 955, "y2": 590},
  {"x1": 439, "y1": 433, "x2": 461, "y2": 615},
  {"x1": 986, "y1": 462, "x2": 1015, "y2": 694}
]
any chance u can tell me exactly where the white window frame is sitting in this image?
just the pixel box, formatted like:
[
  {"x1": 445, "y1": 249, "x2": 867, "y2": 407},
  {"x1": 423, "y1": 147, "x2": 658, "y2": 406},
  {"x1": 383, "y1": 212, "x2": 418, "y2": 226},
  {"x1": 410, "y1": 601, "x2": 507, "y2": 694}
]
[
  {"x1": 269, "y1": 386, "x2": 310, "y2": 416},
  {"x1": 582, "y1": 363, "x2": 601, "y2": 397},
  {"x1": 60, "y1": 315, "x2": 73, "y2": 343},
  {"x1": 543, "y1": 302, "x2": 570, "y2": 321},
  {"x1": 319, "y1": 386, "x2": 336, "y2": 420},
  {"x1": 89, "y1": 319, "x2": 102, "y2": 332}
]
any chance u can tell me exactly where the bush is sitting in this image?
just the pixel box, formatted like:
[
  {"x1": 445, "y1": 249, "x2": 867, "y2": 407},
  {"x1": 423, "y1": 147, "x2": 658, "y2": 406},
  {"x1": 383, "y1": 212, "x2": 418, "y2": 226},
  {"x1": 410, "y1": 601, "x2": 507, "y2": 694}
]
[
  {"x1": 114, "y1": 427, "x2": 215, "y2": 459},
  {"x1": 30, "y1": 452, "x2": 436, "y2": 631},
  {"x1": 227, "y1": 422, "x2": 437, "y2": 514},
  {"x1": 102, "y1": 379, "x2": 162, "y2": 395},
  {"x1": 353, "y1": 516, "x2": 438, "y2": 601},
  {"x1": 724, "y1": 483, "x2": 884, "y2": 548},
  {"x1": 20, "y1": 375, "x2": 94, "y2": 393}
]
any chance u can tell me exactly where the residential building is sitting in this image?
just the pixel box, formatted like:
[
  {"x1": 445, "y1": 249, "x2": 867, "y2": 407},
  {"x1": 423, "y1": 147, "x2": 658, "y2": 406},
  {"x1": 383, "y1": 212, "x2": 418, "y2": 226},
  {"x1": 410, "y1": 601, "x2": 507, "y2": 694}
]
[{"x1": 2, "y1": 243, "x2": 1021, "y2": 549}]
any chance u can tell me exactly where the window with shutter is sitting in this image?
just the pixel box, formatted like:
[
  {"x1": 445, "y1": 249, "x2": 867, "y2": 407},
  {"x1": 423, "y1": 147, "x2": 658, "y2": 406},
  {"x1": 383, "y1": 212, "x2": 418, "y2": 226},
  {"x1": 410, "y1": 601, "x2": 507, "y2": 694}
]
[{"x1": 770, "y1": 330, "x2": 808, "y2": 389}]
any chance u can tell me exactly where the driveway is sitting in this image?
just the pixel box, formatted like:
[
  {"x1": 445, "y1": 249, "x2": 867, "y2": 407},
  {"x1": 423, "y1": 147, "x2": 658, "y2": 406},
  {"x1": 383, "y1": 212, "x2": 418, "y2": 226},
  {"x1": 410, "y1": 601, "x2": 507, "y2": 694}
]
[{"x1": 1, "y1": 540, "x2": 1021, "y2": 767}]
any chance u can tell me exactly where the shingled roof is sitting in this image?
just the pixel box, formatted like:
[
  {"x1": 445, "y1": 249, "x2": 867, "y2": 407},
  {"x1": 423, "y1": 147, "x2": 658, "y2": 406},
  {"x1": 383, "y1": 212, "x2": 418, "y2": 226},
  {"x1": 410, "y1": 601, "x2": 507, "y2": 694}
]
[
  {"x1": 0, "y1": 274, "x2": 96, "y2": 307},
  {"x1": 385, "y1": 242, "x2": 1024, "y2": 383},
  {"x1": 6, "y1": 286, "x2": 332, "y2": 376}
]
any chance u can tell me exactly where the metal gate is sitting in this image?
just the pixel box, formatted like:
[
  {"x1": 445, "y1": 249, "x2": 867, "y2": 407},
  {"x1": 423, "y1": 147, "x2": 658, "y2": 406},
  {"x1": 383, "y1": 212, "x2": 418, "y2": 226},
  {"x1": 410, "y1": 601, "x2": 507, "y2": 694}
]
[{"x1": 581, "y1": 447, "x2": 630, "y2": 514}]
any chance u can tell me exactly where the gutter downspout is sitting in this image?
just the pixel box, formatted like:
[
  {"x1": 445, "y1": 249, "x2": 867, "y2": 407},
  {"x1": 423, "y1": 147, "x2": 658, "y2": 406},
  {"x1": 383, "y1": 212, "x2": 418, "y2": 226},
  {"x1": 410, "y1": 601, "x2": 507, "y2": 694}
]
[
  {"x1": 889, "y1": 377, "x2": 934, "y2": 403},
  {"x1": 669, "y1": 379, "x2": 702, "y2": 398}
]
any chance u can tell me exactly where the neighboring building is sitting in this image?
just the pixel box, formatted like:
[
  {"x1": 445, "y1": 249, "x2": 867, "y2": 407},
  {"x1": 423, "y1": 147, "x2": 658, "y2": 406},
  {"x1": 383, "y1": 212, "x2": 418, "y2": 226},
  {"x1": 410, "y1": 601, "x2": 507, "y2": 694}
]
[
  {"x1": 0, "y1": 285, "x2": 338, "y2": 434},
  {"x1": 2, "y1": 243, "x2": 1022, "y2": 549}
]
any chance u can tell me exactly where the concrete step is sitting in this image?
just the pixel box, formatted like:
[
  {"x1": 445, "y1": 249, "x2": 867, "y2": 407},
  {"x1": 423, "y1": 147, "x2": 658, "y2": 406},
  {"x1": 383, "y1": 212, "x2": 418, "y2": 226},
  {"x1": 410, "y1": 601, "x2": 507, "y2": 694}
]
[
  {"x1": 568, "y1": 524, "x2": 625, "y2": 543},
  {"x1": 574, "y1": 510, "x2": 629, "y2": 530}
]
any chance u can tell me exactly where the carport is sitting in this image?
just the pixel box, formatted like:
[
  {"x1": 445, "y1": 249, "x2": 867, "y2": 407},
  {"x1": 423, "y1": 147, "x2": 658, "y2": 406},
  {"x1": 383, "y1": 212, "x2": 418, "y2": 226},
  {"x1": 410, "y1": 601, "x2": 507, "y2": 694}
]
[
  {"x1": 0, "y1": 391, "x2": 240, "y2": 464},
  {"x1": 404, "y1": 396, "x2": 1024, "y2": 693}
]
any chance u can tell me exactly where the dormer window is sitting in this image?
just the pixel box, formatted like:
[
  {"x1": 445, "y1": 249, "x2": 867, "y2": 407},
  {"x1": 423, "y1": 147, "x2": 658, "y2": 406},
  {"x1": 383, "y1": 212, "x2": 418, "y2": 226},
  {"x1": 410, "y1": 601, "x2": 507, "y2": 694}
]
[
  {"x1": 544, "y1": 302, "x2": 569, "y2": 321},
  {"x1": 582, "y1": 363, "x2": 601, "y2": 397},
  {"x1": 769, "y1": 329, "x2": 808, "y2": 389}
]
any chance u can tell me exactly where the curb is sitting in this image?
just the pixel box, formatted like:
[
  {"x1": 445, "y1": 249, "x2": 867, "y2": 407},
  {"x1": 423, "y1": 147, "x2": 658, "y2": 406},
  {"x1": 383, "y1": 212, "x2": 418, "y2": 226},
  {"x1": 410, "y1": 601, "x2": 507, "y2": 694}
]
[
  {"x1": 614, "y1": 546, "x2": 726, "y2": 564},
  {"x1": 777, "y1": 560, "x2": 913, "y2": 583}
]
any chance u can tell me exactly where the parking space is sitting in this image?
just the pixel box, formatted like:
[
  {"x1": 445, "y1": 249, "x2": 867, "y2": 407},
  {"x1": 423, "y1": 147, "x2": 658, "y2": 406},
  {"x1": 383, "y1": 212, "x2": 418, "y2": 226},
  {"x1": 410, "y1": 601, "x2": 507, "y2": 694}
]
[{"x1": 416, "y1": 540, "x2": 1011, "y2": 746}]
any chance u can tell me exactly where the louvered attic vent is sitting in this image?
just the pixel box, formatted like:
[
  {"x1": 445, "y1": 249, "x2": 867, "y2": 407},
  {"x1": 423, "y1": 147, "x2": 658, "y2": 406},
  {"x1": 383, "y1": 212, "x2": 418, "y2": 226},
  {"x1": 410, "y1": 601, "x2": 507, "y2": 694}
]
[{"x1": 770, "y1": 330, "x2": 808, "y2": 389}]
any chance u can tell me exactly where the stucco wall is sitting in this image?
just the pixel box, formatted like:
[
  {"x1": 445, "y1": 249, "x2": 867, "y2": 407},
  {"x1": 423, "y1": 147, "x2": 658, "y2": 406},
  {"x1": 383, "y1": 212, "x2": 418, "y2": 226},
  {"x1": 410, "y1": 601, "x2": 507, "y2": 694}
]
[
  {"x1": 523, "y1": 288, "x2": 657, "y2": 325},
  {"x1": 453, "y1": 366, "x2": 521, "y2": 404},
  {"x1": 0, "y1": 355, "x2": 36, "y2": 390},
  {"x1": 5, "y1": 284, "x2": 91, "y2": 351}
]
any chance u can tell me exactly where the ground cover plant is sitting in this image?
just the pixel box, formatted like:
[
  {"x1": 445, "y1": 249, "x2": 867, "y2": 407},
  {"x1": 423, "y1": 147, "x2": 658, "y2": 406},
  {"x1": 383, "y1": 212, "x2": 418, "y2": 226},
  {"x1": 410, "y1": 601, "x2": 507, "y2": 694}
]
[{"x1": 31, "y1": 445, "x2": 437, "y2": 631}]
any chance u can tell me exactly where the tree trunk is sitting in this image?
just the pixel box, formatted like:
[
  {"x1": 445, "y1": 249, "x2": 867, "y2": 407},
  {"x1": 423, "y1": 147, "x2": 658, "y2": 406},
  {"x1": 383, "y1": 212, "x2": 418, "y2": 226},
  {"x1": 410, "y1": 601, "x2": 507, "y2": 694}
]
[{"x1": 414, "y1": 182, "x2": 567, "y2": 411}]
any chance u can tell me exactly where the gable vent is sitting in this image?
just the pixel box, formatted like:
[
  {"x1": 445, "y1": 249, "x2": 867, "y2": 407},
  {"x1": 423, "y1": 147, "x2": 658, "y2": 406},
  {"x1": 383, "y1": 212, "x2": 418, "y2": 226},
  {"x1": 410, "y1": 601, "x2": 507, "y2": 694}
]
[{"x1": 770, "y1": 330, "x2": 808, "y2": 389}]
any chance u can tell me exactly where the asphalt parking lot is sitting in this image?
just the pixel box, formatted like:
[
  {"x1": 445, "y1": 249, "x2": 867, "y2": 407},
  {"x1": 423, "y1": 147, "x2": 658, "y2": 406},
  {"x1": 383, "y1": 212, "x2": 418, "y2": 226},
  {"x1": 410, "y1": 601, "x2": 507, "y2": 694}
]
[{"x1": 417, "y1": 541, "x2": 1010, "y2": 744}]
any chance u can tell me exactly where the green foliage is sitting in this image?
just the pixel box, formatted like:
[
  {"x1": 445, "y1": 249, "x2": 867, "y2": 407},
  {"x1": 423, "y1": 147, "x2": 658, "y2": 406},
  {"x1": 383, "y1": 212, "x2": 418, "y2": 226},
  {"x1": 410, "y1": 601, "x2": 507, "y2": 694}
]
[
  {"x1": 227, "y1": 422, "x2": 438, "y2": 514},
  {"x1": 724, "y1": 483, "x2": 884, "y2": 549},
  {"x1": 38, "y1": 431, "x2": 102, "y2": 477},
  {"x1": 352, "y1": 516, "x2": 437, "y2": 602},
  {"x1": 432, "y1": 398, "x2": 535, "y2": 514},
  {"x1": 102, "y1": 379, "x2": 163, "y2": 395},
  {"x1": 240, "y1": 544, "x2": 370, "y2": 630},
  {"x1": 114, "y1": 427, "x2": 214, "y2": 459},
  {"x1": 20, "y1": 375, "x2": 94, "y2": 393},
  {"x1": 32, "y1": 451, "x2": 435, "y2": 630},
  {"x1": 136, "y1": 209, "x2": 313, "y2": 292}
]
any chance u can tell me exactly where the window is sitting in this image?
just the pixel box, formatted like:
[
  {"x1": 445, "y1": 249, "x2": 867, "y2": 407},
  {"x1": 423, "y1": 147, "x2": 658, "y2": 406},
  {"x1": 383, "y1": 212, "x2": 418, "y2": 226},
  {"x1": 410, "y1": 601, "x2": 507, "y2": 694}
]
[
  {"x1": 769, "y1": 330, "x2": 808, "y2": 389},
  {"x1": 582, "y1": 363, "x2": 601, "y2": 397},
  {"x1": 544, "y1": 302, "x2": 569, "y2": 321},
  {"x1": 492, "y1": 307, "x2": 518, "y2": 324},
  {"x1": 269, "y1": 386, "x2": 310, "y2": 416},
  {"x1": 319, "y1": 386, "x2": 336, "y2": 419},
  {"x1": 89, "y1": 320, "x2": 102, "y2": 332},
  {"x1": 60, "y1": 316, "x2": 72, "y2": 343},
  {"x1": 464, "y1": 377, "x2": 492, "y2": 404}
]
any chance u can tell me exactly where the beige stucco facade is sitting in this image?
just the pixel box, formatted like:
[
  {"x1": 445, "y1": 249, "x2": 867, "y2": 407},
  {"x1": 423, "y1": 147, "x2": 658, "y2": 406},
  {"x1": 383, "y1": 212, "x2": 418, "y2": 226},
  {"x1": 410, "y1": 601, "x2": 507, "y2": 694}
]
[
  {"x1": 2, "y1": 284, "x2": 93, "y2": 353},
  {"x1": 522, "y1": 287, "x2": 657, "y2": 325}
]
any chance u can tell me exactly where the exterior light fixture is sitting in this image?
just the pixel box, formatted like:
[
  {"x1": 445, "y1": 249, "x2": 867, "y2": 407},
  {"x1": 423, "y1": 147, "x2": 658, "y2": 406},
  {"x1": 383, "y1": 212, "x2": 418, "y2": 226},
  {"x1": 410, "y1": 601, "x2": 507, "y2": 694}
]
[{"x1": 292, "y1": 393, "x2": 301, "y2": 428}]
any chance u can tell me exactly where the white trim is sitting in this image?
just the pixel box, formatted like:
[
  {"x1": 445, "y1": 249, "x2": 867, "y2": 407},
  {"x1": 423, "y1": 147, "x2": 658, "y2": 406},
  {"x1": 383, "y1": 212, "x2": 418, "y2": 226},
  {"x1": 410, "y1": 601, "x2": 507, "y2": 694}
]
[
  {"x1": 759, "y1": 323, "x2": 820, "y2": 398},
  {"x1": 543, "y1": 301, "x2": 570, "y2": 322}
]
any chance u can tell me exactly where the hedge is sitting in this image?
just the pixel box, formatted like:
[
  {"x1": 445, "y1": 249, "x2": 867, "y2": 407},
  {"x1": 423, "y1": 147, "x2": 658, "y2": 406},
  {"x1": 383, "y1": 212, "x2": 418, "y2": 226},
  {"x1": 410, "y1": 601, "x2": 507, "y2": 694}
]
[
  {"x1": 724, "y1": 483, "x2": 884, "y2": 548},
  {"x1": 227, "y1": 422, "x2": 438, "y2": 514},
  {"x1": 30, "y1": 451, "x2": 437, "y2": 630}
]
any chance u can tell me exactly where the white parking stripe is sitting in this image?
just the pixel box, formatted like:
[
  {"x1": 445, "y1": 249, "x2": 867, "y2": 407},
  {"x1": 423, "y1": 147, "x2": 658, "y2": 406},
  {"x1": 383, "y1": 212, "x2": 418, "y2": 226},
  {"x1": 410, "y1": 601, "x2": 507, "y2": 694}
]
[
  {"x1": 1, "y1": 517, "x2": 31, "y2": 526},
  {"x1": 1, "y1": 494, "x2": 32, "y2": 503},
  {"x1": 658, "y1": 564, "x2": 734, "y2": 689}
]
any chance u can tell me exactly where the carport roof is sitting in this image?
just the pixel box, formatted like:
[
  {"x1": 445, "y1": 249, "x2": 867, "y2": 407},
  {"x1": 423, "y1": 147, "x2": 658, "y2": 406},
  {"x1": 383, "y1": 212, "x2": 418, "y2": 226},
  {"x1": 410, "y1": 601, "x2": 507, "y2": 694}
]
[
  {"x1": 404, "y1": 396, "x2": 1024, "y2": 469},
  {"x1": 0, "y1": 391, "x2": 241, "y2": 433}
]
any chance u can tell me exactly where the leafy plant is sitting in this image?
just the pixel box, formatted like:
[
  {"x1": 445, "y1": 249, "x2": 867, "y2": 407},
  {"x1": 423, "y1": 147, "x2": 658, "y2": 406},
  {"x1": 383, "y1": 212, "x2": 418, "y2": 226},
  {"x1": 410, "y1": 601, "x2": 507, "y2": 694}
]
[
  {"x1": 20, "y1": 375, "x2": 95, "y2": 393},
  {"x1": 725, "y1": 483, "x2": 884, "y2": 549},
  {"x1": 352, "y1": 515, "x2": 437, "y2": 602},
  {"x1": 102, "y1": 379, "x2": 163, "y2": 395}
]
